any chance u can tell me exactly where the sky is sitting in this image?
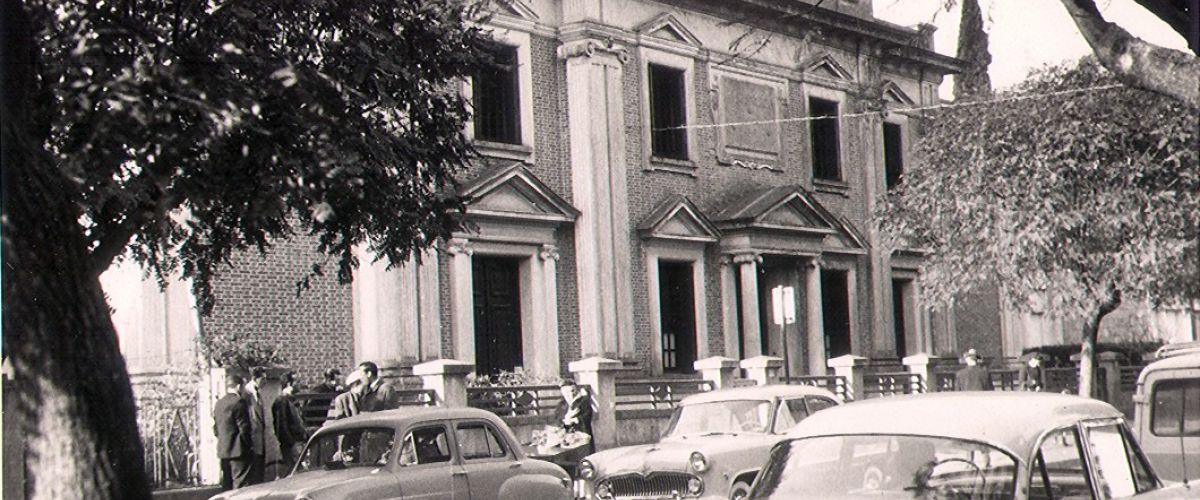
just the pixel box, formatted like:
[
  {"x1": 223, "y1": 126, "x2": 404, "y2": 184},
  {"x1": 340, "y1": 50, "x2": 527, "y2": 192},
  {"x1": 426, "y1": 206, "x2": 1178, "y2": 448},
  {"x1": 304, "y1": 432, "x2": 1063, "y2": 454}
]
[{"x1": 872, "y1": 0, "x2": 1190, "y2": 96}]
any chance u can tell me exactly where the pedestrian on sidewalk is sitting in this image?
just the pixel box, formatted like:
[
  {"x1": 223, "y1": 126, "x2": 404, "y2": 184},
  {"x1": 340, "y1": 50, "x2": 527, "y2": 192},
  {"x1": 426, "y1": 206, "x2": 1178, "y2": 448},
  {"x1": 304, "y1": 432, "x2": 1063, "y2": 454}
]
[
  {"x1": 313, "y1": 368, "x2": 345, "y2": 394},
  {"x1": 328, "y1": 370, "x2": 364, "y2": 420},
  {"x1": 356, "y1": 361, "x2": 397, "y2": 412},
  {"x1": 954, "y1": 349, "x2": 994, "y2": 391},
  {"x1": 242, "y1": 366, "x2": 268, "y2": 485},
  {"x1": 273, "y1": 371, "x2": 309, "y2": 475},
  {"x1": 554, "y1": 379, "x2": 595, "y2": 454},
  {"x1": 214, "y1": 374, "x2": 252, "y2": 490}
]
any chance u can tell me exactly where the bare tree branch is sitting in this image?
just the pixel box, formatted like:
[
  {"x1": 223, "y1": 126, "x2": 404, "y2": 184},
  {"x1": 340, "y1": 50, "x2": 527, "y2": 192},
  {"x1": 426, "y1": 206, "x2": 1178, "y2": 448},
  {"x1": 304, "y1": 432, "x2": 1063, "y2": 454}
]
[{"x1": 1061, "y1": 0, "x2": 1200, "y2": 109}]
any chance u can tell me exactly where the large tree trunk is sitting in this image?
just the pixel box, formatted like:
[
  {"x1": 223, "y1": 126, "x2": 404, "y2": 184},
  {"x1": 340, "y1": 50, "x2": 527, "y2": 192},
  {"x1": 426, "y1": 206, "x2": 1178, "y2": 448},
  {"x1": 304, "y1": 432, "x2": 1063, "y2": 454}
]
[
  {"x1": 1061, "y1": 0, "x2": 1200, "y2": 109},
  {"x1": 1, "y1": 0, "x2": 152, "y2": 498},
  {"x1": 1078, "y1": 289, "x2": 1121, "y2": 398}
]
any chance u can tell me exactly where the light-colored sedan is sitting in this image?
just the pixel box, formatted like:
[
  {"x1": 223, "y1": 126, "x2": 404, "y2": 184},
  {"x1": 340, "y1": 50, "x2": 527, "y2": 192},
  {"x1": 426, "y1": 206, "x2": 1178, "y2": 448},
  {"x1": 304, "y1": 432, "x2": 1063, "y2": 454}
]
[
  {"x1": 209, "y1": 406, "x2": 572, "y2": 500},
  {"x1": 751, "y1": 392, "x2": 1194, "y2": 499},
  {"x1": 577, "y1": 385, "x2": 841, "y2": 500}
]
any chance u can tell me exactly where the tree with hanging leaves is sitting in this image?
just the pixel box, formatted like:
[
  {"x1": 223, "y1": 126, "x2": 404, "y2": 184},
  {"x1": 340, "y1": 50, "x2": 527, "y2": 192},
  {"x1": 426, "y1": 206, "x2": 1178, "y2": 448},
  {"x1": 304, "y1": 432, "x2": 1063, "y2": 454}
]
[
  {"x1": 2, "y1": 0, "x2": 495, "y2": 497},
  {"x1": 877, "y1": 58, "x2": 1199, "y2": 398}
]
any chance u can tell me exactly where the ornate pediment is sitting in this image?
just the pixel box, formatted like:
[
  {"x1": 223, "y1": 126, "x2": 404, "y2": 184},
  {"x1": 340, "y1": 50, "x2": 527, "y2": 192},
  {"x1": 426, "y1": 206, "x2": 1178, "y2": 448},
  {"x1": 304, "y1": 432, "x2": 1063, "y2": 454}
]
[
  {"x1": 802, "y1": 53, "x2": 854, "y2": 82},
  {"x1": 712, "y1": 186, "x2": 866, "y2": 250},
  {"x1": 881, "y1": 80, "x2": 915, "y2": 106},
  {"x1": 636, "y1": 13, "x2": 703, "y2": 47},
  {"x1": 494, "y1": 0, "x2": 538, "y2": 20},
  {"x1": 460, "y1": 163, "x2": 578, "y2": 224},
  {"x1": 638, "y1": 196, "x2": 720, "y2": 243}
]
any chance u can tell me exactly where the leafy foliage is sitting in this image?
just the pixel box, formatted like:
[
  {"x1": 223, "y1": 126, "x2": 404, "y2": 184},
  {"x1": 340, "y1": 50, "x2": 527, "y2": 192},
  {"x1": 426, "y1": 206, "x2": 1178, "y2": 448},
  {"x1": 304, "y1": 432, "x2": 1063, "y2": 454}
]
[
  {"x1": 197, "y1": 330, "x2": 286, "y2": 371},
  {"x1": 878, "y1": 59, "x2": 1199, "y2": 317},
  {"x1": 28, "y1": 0, "x2": 498, "y2": 312}
]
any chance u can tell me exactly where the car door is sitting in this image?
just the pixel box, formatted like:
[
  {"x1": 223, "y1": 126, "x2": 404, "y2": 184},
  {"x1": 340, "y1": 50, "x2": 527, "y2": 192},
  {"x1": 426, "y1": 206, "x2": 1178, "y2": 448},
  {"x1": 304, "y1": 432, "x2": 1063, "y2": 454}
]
[
  {"x1": 453, "y1": 419, "x2": 518, "y2": 500},
  {"x1": 396, "y1": 422, "x2": 469, "y2": 500},
  {"x1": 1078, "y1": 420, "x2": 1164, "y2": 499}
]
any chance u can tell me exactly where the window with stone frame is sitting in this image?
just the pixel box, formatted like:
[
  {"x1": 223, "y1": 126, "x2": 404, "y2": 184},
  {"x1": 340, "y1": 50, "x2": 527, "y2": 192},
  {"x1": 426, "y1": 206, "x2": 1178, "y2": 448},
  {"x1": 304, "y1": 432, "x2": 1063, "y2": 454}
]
[
  {"x1": 883, "y1": 122, "x2": 904, "y2": 189},
  {"x1": 472, "y1": 44, "x2": 521, "y2": 145},
  {"x1": 809, "y1": 97, "x2": 841, "y2": 181},
  {"x1": 649, "y1": 63, "x2": 689, "y2": 160}
]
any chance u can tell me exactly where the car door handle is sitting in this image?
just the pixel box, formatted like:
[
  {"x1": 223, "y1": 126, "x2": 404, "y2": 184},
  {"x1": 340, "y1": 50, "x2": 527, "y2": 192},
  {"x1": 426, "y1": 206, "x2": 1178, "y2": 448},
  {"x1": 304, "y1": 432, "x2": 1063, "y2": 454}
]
[
  {"x1": 452, "y1": 470, "x2": 468, "y2": 477},
  {"x1": 509, "y1": 463, "x2": 522, "y2": 469}
]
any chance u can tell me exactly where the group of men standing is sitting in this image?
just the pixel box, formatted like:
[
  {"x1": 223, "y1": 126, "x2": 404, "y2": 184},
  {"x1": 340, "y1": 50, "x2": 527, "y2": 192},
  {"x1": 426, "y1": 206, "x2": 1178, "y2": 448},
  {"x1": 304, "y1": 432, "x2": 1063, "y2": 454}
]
[{"x1": 954, "y1": 348, "x2": 1045, "y2": 391}]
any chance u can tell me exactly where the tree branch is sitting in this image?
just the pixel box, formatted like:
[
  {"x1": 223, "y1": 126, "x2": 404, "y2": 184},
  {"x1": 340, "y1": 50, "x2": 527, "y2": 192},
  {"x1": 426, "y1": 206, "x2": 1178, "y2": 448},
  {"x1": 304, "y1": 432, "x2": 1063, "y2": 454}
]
[
  {"x1": 1060, "y1": 0, "x2": 1200, "y2": 109},
  {"x1": 1131, "y1": 0, "x2": 1197, "y2": 54},
  {"x1": 88, "y1": 177, "x2": 178, "y2": 274}
]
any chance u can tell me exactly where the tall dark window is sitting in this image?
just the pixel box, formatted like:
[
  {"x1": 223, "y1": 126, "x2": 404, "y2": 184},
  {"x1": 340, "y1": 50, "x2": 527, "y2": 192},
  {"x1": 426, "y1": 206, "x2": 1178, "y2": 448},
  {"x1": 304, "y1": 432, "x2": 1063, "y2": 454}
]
[
  {"x1": 884, "y1": 122, "x2": 904, "y2": 189},
  {"x1": 649, "y1": 64, "x2": 688, "y2": 160},
  {"x1": 892, "y1": 279, "x2": 910, "y2": 358},
  {"x1": 809, "y1": 97, "x2": 841, "y2": 180},
  {"x1": 472, "y1": 45, "x2": 521, "y2": 144}
]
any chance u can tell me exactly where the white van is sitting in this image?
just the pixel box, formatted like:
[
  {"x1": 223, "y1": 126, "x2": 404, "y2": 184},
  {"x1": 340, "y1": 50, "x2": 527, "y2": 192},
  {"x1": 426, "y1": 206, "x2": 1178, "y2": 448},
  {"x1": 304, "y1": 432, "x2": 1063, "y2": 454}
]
[{"x1": 1132, "y1": 349, "x2": 1200, "y2": 482}]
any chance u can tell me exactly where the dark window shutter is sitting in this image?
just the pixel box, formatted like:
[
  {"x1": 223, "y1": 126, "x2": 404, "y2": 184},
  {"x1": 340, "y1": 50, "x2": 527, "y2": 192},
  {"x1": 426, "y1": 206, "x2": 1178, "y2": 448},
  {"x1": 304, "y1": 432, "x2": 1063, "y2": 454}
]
[
  {"x1": 884, "y1": 122, "x2": 904, "y2": 189},
  {"x1": 809, "y1": 97, "x2": 840, "y2": 180},
  {"x1": 649, "y1": 64, "x2": 688, "y2": 160},
  {"x1": 472, "y1": 45, "x2": 521, "y2": 144}
]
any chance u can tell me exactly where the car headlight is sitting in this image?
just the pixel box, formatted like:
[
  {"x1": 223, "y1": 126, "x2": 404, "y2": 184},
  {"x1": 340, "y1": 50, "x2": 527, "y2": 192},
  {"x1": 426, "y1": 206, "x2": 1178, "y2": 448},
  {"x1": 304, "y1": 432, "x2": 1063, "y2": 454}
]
[
  {"x1": 595, "y1": 480, "x2": 613, "y2": 500},
  {"x1": 577, "y1": 459, "x2": 596, "y2": 480},
  {"x1": 687, "y1": 477, "x2": 703, "y2": 495},
  {"x1": 689, "y1": 451, "x2": 708, "y2": 473}
]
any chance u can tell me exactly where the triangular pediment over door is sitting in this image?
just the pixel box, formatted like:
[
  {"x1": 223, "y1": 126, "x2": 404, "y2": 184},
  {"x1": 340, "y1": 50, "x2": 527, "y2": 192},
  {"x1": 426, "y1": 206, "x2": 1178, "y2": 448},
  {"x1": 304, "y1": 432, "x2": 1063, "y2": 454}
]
[
  {"x1": 711, "y1": 185, "x2": 867, "y2": 254},
  {"x1": 638, "y1": 195, "x2": 720, "y2": 243},
  {"x1": 459, "y1": 163, "x2": 578, "y2": 227}
]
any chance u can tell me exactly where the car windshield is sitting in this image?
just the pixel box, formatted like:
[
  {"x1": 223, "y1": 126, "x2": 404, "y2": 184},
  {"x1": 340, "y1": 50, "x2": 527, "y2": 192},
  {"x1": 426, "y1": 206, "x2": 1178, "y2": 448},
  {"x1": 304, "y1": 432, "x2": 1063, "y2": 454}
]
[
  {"x1": 665, "y1": 400, "x2": 772, "y2": 436},
  {"x1": 752, "y1": 435, "x2": 1018, "y2": 500},
  {"x1": 295, "y1": 427, "x2": 395, "y2": 473}
]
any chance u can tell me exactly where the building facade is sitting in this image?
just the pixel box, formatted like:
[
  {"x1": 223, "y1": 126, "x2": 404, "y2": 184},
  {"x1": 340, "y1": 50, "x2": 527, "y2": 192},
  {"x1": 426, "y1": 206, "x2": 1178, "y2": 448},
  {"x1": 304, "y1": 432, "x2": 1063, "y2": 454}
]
[{"x1": 110, "y1": 0, "x2": 980, "y2": 382}]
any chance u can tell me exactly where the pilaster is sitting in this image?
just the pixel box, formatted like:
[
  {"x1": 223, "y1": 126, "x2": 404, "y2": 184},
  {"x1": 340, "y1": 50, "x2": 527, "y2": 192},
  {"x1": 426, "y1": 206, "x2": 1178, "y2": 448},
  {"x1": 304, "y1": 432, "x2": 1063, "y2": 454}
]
[
  {"x1": 734, "y1": 252, "x2": 763, "y2": 357},
  {"x1": 561, "y1": 39, "x2": 634, "y2": 359},
  {"x1": 446, "y1": 238, "x2": 475, "y2": 363},
  {"x1": 806, "y1": 257, "x2": 826, "y2": 375}
]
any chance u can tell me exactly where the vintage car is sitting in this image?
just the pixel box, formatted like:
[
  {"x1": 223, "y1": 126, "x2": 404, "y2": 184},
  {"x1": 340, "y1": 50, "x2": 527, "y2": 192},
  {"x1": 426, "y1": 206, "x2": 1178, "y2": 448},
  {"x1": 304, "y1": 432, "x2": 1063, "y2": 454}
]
[
  {"x1": 576, "y1": 385, "x2": 841, "y2": 500},
  {"x1": 749, "y1": 392, "x2": 1194, "y2": 499},
  {"x1": 1132, "y1": 350, "x2": 1200, "y2": 482},
  {"x1": 209, "y1": 406, "x2": 572, "y2": 500}
]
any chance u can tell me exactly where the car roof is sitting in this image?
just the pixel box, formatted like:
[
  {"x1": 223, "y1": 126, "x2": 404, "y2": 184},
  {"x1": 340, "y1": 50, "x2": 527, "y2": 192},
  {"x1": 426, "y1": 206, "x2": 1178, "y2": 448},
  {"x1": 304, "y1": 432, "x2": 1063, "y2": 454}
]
[
  {"x1": 681, "y1": 384, "x2": 839, "y2": 405},
  {"x1": 787, "y1": 392, "x2": 1123, "y2": 461},
  {"x1": 1137, "y1": 352, "x2": 1200, "y2": 383},
  {"x1": 315, "y1": 406, "x2": 503, "y2": 434}
]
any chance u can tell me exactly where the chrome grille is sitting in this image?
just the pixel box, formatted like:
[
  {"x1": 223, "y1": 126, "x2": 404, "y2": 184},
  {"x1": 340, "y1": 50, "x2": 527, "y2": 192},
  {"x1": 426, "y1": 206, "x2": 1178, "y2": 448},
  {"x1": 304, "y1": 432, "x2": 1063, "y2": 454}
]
[{"x1": 607, "y1": 472, "x2": 698, "y2": 498}]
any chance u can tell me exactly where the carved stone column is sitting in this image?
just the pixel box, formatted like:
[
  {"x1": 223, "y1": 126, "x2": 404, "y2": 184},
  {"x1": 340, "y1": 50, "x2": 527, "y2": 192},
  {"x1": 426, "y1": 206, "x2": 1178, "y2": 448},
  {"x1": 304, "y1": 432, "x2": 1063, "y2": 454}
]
[
  {"x1": 806, "y1": 257, "x2": 826, "y2": 375},
  {"x1": 719, "y1": 256, "x2": 740, "y2": 359},
  {"x1": 733, "y1": 252, "x2": 763, "y2": 357},
  {"x1": 560, "y1": 39, "x2": 634, "y2": 359},
  {"x1": 445, "y1": 238, "x2": 475, "y2": 363},
  {"x1": 535, "y1": 245, "x2": 561, "y2": 376}
]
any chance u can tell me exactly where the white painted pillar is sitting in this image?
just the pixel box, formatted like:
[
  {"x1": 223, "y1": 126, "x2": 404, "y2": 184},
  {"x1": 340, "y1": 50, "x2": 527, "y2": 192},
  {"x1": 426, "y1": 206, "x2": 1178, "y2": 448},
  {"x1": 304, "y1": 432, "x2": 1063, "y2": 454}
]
[
  {"x1": 741, "y1": 356, "x2": 784, "y2": 386},
  {"x1": 720, "y1": 257, "x2": 740, "y2": 359},
  {"x1": 415, "y1": 359, "x2": 475, "y2": 407},
  {"x1": 570, "y1": 357, "x2": 624, "y2": 450},
  {"x1": 734, "y1": 253, "x2": 763, "y2": 357},
  {"x1": 446, "y1": 238, "x2": 475, "y2": 364},
  {"x1": 561, "y1": 39, "x2": 633, "y2": 359},
  {"x1": 806, "y1": 258, "x2": 826, "y2": 376},
  {"x1": 537, "y1": 245, "x2": 561, "y2": 376},
  {"x1": 694, "y1": 356, "x2": 739, "y2": 389}
]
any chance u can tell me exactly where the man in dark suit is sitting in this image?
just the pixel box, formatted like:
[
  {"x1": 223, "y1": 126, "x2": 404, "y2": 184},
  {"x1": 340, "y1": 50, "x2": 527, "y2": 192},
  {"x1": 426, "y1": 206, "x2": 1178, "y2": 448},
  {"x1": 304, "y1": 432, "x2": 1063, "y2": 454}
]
[
  {"x1": 954, "y1": 349, "x2": 994, "y2": 391},
  {"x1": 273, "y1": 371, "x2": 309, "y2": 475},
  {"x1": 242, "y1": 366, "x2": 268, "y2": 485},
  {"x1": 214, "y1": 374, "x2": 252, "y2": 490}
]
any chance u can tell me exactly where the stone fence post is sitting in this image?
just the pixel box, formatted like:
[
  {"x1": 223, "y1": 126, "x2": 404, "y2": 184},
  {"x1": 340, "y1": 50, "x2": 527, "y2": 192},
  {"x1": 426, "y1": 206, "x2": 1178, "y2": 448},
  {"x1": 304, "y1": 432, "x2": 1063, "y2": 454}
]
[
  {"x1": 1098, "y1": 352, "x2": 1123, "y2": 403},
  {"x1": 694, "y1": 356, "x2": 739, "y2": 389},
  {"x1": 741, "y1": 356, "x2": 784, "y2": 386},
  {"x1": 414, "y1": 359, "x2": 474, "y2": 408},
  {"x1": 903, "y1": 353, "x2": 941, "y2": 393},
  {"x1": 570, "y1": 357, "x2": 623, "y2": 451},
  {"x1": 828, "y1": 355, "x2": 868, "y2": 401}
]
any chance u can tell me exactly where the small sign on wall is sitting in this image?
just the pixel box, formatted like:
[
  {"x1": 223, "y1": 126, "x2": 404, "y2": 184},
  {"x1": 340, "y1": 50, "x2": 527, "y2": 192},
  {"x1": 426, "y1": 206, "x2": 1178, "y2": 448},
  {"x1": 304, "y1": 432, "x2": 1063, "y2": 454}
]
[{"x1": 772, "y1": 285, "x2": 796, "y2": 326}]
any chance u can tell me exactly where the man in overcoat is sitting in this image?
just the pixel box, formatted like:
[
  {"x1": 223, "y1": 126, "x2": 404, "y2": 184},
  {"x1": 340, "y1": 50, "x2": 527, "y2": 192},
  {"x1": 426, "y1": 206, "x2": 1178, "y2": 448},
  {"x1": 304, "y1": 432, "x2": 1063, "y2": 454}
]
[
  {"x1": 954, "y1": 349, "x2": 994, "y2": 391},
  {"x1": 214, "y1": 374, "x2": 253, "y2": 490}
]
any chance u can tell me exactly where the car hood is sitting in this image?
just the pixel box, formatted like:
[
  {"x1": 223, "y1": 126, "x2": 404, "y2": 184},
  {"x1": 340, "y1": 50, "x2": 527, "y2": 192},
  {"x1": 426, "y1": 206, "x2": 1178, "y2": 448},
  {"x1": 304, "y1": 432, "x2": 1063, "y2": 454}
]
[
  {"x1": 211, "y1": 467, "x2": 395, "y2": 500},
  {"x1": 588, "y1": 433, "x2": 780, "y2": 476}
]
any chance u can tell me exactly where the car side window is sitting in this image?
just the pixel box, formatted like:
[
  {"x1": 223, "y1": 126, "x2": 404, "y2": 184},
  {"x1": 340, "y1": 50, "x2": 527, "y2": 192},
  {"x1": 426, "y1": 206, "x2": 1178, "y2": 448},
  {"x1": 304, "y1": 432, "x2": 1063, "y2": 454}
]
[
  {"x1": 1084, "y1": 424, "x2": 1138, "y2": 498},
  {"x1": 773, "y1": 399, "x2": 809, "y2": 434},
  {"x1": 457, "y1": 422, "x2": 508, "y2": 460},
  {"x1": 1030, "y1": 427, "x2": 1094, "y2": 500},
  {"x1": 399, "y1": 425, "x2": 452, "y2": 466},
  {"x1": 1150, "y1": 378, "x2": 1200, "y2": 437},
  {"x1": 806, "y1": 397, "x2": 837, "y2": 415}
]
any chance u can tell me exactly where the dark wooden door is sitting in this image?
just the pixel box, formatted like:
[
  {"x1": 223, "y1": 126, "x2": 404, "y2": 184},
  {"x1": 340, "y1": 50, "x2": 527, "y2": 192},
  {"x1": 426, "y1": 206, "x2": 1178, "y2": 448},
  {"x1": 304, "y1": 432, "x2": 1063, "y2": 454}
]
[
  {"x1": 822, "y1": 270, "x2": 852, "y2": 359},
  {"x1": 473, "y1": 256, "x2": 523, "y2": 376},
  {"x1": 659, "y1": 261, "x2": 697, "y2": 373},
  {"x1": 892, "y1": 279, "x2": 909, "y2": 358}
]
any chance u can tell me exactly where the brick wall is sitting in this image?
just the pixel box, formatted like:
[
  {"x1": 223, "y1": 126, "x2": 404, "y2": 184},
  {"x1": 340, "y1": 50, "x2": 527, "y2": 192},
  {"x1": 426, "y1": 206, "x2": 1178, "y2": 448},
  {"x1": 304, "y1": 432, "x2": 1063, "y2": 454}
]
[{"x1": 202, "y1": 233, "x2": 354, "y2": 386}]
